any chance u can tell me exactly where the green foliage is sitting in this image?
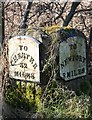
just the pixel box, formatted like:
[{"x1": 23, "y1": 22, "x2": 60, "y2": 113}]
[
  {"x1": 80, "y1": 81, "x2": 91, "y2": 94},
  {"x1": 3, "y1": 26, "x2": 92, "y2": 119},
  {"x1": 42, "y1": 80, "x2": 91, "y2": 120},
  {"x1": 5, "y1": 81, "x2": 42, "y2": 112},
  {"x1": 41, "y1": 27, "x2": 92, "y2": 119}
]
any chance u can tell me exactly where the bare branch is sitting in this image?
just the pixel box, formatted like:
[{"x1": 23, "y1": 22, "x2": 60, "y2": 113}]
[
  {"x1": 75, "y1": 8, "x2": 92, "y2": 14},
  {"x1": 4, "y1": 2, "x2": 15, "y2": 8},
  {"x1": 20, "y1": 1, "x2": 33, "y2": 30},
  {"x1": 54, "y1": 2, "x2": 67, "y2": 22},
  {"x1": 63, "y1": 2, "x2": 80, "y2": 26}
]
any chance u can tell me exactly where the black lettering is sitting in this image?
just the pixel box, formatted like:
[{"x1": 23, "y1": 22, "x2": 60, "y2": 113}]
[
  {"x1": 69, "y1": 44, "x2": 77, "y2": 50},
  {"x1": 11, "y1": 52, "x2": 37, "y2": 69},
  {"x1": 78, "y1": 68, "x2": 81, "y2": 75},
  {"x1": 21, "y1": 52, "x2": 30, "y2": 59},
  {"x1": 14, "y1": 71, "x2": 21, "y2": 77},
  {"x1": 61, "y1": 55, "x2": 86, "y2": 67},
  {"x1": 14, "y1": 71, "x2": 19, "y2": 76},
  {"x1": 17, "y1": 53, "x2": 22, "y2": 59},
  {"x1": 19, "y1": 45, "x2": 28, "y2": 51},
  {"x1": 31, "y1": 73, "x2": 35, "y2": 79},
  {"x1": 21, "y1": 52, "x2": 24, "y2": 58},
  {"x1": 25, "y1": 73, "x2": 30, "y2": 79},
  {"x1": 82, "y1": 68, "x2": 85, "y2": 74},
  {"x1": 68, "y1": 56, "x2": 72, "y2": 62},
  {"x1": 33, "y1": 63, "x2": 37, "y2": 69},
  {"x1": 22, "y1": 53, "x2": 26, "y2": 59},
  {"x1": 71, "y1": 71, "x2": 73, "y2": 77},
  {"x1": 64, "y1": 58, "x2": 68, "y2": 66},
  {"x1": 14, "y1": 71, "x2": 36, "y2": 79},
  {"x1": 24, "y1": 63, "x2": 27, "y2": 68},
  {"x1": 72, "y1": 55, "x2": 75, "y2": 61},
  {"x1": 63, "y1": 73, "x2": 66, "y2": 78},
  {"x1": 67, "y1": 72, "x2": 71, "y2": 78},
  {"x1": 74, "y1": 70, "x2": 77, "y2": 76},
  {"x1": 61, "y1": 63, "x2": 64, "y2": 69},
  {"x1": 74, "y1": 44, "x2": 77, "y2": 49},
  {"x1": 83, "y1": 57, "x2": 86, "y2": 63},
  {"x1": 20, "y1": 63, "x2": 27, "y2": 68},
  {"x1": 13, "y1": 55, "x2": 18, "y2": 63},
  {"x1": 20, "y1": 63, "x2": 23, "y2": 68},
  {"x1": 22, "y1": 72, "x2": 25, "y2": 77},
  {"x1": 26, "y1": 54, "x2": 30, "y2": 59},
  {"x1": 19, "y1": 72, "x2": 21, "y2": 77},
  {"x1": 30, "y1": 57, "x2": 34, "y2": 64},
  {"x1": 19, "y1": 45, "x2": 23, "y2": 51},
  {"x1": 78, "y1": 68, "x2": 85, "y2": 75},
  {"x1": 24, "y1": 46, "x2": 28, "y2": 51}
]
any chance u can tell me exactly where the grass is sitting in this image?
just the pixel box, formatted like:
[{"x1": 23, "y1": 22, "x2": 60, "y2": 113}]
[{"x1": 42, "y1": 80, "x2": 91, "y2": 120}]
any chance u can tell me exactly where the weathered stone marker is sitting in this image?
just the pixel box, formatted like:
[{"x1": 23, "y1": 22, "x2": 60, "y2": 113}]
[
  {"x1": 59, "y1": 28, "x2": 87, "y2": 81},
  {"x1": 8, "y1": 36, "x2": 41, "y2": 82}
]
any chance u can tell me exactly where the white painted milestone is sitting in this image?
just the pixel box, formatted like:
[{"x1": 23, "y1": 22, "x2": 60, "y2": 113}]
[
  {"x1": 59, "y1": 36, "x2": 87, "y2": 81},
  {"x1": 8, "y1": 36, "x2": 40, "y2": 82}
]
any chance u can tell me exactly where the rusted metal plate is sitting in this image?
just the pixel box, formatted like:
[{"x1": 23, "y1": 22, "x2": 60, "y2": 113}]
[
  {"x1": 59, "y1": 36, "x2": 87, "y2": 81},
  {"x1": 8, "y1": 36, "x2": 40, "y2": 82}
]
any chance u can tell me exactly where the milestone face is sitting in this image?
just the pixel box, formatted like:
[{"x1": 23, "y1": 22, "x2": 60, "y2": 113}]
[
  {"x1": 59, "y1": 36, "x2": 87, "y2": 81},
  {"x1": 8, "y1": 36, "x2": 40, "y2": 82}
]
